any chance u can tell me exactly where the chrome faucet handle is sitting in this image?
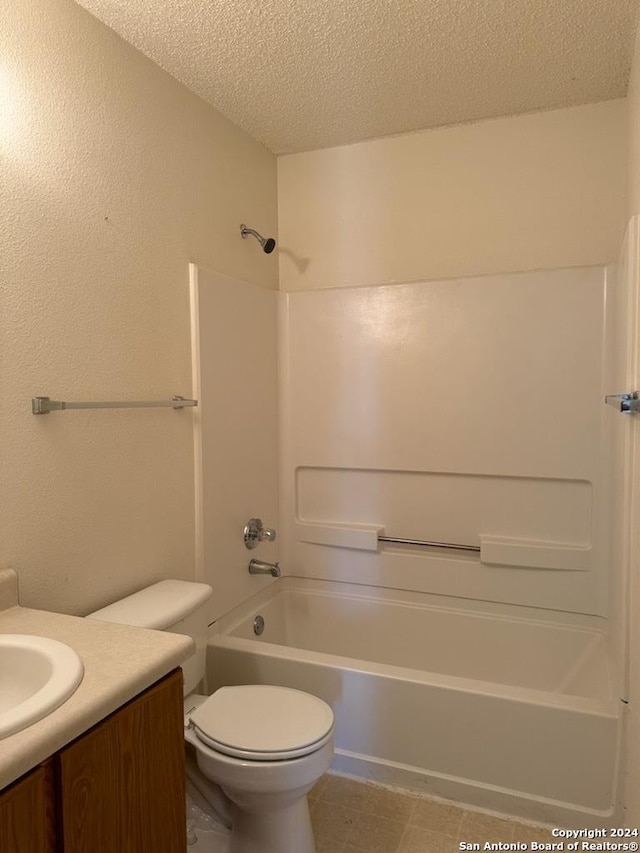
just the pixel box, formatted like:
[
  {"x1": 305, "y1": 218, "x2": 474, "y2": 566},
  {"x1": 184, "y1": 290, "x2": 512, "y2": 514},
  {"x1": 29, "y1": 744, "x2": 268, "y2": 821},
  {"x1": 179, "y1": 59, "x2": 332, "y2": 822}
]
[
  {"x1": 243, "y1": 518, "x2": 277, "y2": 549},
  {"x1": 261, "y1": 526, "x2": 276, "y2": 542}
]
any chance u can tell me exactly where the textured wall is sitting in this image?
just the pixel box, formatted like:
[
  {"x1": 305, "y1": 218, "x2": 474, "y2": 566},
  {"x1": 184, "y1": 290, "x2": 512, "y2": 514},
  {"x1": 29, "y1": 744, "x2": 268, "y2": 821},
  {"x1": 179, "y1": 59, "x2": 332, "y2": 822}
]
[
  {"x1": 278, "y1": 100, "x2": 627, "y2": 290},
  {"x1": 629, "y1": 24, "x2": 640, "y2": 218},
  {"x1": 0, "y1": 0, "x2": 277, "y2": 614}
]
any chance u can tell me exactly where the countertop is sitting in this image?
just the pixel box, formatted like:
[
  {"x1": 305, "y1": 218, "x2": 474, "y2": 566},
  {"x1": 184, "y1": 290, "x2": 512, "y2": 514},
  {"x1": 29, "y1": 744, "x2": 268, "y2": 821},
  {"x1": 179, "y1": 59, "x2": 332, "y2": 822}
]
[{"x1": 0, "y1": 568, "x2": 193, "y2": 790}]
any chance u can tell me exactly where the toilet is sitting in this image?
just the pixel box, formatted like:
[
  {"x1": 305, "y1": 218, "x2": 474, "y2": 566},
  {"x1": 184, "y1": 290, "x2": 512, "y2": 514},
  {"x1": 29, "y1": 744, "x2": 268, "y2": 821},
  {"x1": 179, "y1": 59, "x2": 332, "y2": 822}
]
[{"x1": 88, "y1": 580, "x2": 334, "y2": 853}]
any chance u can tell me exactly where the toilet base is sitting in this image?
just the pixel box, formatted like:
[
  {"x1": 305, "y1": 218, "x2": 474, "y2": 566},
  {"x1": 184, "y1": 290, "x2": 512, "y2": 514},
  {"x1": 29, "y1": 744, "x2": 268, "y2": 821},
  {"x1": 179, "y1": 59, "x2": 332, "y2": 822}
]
[
  {"x1": 229, "y1": 796, "x2": 315, "y2": 853},
  {"x1": 184, "y1": 714, "x2": 333, "y2": 853}
]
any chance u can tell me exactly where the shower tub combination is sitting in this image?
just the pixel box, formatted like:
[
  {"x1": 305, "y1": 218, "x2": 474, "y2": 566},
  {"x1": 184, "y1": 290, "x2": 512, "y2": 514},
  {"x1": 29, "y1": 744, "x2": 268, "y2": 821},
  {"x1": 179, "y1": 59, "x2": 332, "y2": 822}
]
[{"x1": 207, "y1": 577, "x2": 622, "y2": 827}]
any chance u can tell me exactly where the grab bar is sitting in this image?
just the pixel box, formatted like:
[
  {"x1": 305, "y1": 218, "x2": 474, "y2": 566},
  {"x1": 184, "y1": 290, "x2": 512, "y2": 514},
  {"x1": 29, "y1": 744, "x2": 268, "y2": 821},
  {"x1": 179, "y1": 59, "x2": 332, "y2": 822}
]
[
  {"x1": 296, "y1": 523, "x2": 587, "y2": 568},
  {"x1": 377, "y1": 536, "x2": 480, "y2": 553},
  {"x1": 32, "y1": 395, "x2": 198, "y2": 414}
]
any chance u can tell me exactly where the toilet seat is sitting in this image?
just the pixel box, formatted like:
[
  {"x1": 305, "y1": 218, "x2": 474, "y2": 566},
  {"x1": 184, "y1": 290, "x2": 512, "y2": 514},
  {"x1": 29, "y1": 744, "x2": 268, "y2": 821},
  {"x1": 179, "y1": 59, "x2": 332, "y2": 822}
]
[{"x1": 190, "y1": 685, "x2": 335, "y2": 761}]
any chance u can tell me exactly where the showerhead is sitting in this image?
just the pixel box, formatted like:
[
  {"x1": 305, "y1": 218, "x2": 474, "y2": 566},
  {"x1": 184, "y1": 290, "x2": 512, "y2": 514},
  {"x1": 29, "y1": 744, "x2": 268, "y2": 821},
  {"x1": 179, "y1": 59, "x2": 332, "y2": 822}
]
[{"x1": 240, "y1": 224, "x2": 277, "y2": 254}]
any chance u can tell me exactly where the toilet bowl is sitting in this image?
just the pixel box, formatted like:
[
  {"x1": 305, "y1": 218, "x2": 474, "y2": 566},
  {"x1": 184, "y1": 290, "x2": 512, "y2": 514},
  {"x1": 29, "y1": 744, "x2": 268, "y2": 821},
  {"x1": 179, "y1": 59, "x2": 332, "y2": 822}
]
[
  {"x1": 88, "y1": 581, "x2": 335, "y2": 853},
  {"x1": 185, "y1": 686, "x2": 334, "y2": 853}
]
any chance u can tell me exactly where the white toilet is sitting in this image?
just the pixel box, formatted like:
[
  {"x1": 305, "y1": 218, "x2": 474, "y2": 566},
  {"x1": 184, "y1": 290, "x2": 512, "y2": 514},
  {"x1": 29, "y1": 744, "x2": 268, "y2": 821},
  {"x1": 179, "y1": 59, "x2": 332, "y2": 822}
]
[{"x1": 88, "y1": 580, "x2": 334, "y2": 853}]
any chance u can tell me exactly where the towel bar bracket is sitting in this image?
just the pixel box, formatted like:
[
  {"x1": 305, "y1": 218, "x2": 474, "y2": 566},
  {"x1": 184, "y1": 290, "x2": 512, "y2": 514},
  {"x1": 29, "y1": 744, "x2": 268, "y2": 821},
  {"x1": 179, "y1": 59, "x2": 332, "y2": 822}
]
[{"x1": 604, "y1": 392, "x2": 640, "y2": 414}]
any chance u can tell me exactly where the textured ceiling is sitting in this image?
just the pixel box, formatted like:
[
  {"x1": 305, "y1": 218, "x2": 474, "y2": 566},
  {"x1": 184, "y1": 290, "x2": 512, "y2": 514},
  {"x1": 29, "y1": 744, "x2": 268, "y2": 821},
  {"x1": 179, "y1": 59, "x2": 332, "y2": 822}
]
[{"x1": 75, "y1": 0, "x2": 639, "y2": 154}]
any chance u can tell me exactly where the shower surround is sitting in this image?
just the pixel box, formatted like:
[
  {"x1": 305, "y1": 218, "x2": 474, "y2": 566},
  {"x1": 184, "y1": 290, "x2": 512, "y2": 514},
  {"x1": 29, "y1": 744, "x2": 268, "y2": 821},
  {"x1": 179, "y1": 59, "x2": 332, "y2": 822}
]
[
  {"x1": 193, "y1": 256, "x2": 631, "y2": 824},
  {"x1": 279, "y1": 266, "x2": 610, "y2": 616}
]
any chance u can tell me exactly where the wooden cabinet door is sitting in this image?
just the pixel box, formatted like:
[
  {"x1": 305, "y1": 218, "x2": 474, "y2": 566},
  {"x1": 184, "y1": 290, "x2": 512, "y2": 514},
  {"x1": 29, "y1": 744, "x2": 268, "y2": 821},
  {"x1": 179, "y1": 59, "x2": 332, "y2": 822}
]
[
  {"x1": 58, "y1": 669, "x2": 186, "y2": 853},
  {"x1": 0, "y1": 762, "x2": 56, "y2": 853}
]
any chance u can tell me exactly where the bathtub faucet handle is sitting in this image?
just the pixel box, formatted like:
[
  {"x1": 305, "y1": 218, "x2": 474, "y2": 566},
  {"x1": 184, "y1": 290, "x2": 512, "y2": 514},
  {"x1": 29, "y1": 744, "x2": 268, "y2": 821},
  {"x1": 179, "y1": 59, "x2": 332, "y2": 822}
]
[
  {"x1": 248, "y1": 559, "x2": 281, "y2": 578},
  {"x1": 244, "y1": 518, "x2": 277, "y2": 549},
  {"x1": 262, "y1": 526, "x2": 276, "y2": 542}
]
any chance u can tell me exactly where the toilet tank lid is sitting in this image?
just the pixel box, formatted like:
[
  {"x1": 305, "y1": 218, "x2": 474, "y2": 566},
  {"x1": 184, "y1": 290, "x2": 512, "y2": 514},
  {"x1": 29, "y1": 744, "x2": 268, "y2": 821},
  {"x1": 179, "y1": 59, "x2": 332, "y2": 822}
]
[{"x1": 87, "y1": 580, "x2": 212, "y2": 630}]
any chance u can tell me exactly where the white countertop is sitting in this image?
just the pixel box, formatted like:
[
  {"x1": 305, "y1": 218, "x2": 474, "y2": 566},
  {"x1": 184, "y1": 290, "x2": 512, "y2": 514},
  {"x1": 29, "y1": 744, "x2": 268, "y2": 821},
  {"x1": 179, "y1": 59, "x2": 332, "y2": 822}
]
[{"x1": 0, "y1": 569, "x2": 193, "y2": 790}]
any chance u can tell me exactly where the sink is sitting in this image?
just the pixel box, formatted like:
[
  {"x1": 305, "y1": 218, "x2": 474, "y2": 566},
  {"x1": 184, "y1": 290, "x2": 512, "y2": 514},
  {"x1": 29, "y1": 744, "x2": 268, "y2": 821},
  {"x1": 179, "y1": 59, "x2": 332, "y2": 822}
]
[{"x1": 0, "y1": 635, "x2": 84, "y2": 739}]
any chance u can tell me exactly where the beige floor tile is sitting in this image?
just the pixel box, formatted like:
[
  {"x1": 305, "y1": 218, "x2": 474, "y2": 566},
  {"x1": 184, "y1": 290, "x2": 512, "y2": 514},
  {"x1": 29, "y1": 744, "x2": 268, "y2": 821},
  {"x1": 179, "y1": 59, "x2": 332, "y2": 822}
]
[
  {"x1": 511, "y1": 823, "x2": 555, "y2": 844},
  {"x1": 344, "y1": 812, "x2": 407, "y2": 853},
  {"x1": 363, "y1": 785, "x2": 418, "y2": 823},
  {"x1": 310, "y1": 774, "x2": 329, "y2": 800},
  {"x1": 308, "y1": 772, "x2": 552, "y2": 853},
  {"x1": 320, "y1": 774, "x2": 374, "y2": 811},
  {"x1": 399, "y1": 825, "x2": 460, "y2": 853},
  {"x1": 311, "y1": 800, "x2": 360, "y2": 843},
  {"x1": 410, "y1": 798, "x2": 466, "y2": 837},
  {"x1": 315, "y1": 835, "x2": 346, "y2": 853},
  {"x1": 459, "y1": 811, "x2": 516, "y2": 844}
]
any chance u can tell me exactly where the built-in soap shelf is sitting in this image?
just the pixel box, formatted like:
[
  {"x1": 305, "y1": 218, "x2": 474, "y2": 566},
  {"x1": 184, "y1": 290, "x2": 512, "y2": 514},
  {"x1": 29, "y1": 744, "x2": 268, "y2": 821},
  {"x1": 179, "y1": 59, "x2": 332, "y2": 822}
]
[
  {"x1": 294, "y1": 522, "x2": 591, "y2": 571},
  {"x1": 478, "y1": 536, "x2": 590, "y2": 571},
  {"x1": 296, "y1": 522, "x2": 383, "y2": 551}
]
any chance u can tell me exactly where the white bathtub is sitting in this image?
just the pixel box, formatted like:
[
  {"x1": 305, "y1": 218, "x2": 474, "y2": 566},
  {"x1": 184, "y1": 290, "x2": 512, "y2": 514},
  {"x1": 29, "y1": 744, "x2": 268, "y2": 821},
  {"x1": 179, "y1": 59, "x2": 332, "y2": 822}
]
[{"x1": 207, "y1": 578, "x2": 622, "y2": 827}]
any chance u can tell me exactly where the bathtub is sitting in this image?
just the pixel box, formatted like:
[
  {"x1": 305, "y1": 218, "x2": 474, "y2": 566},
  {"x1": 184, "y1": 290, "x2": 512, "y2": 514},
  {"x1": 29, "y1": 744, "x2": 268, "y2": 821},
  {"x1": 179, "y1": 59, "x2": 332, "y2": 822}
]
[{"x1": 207, "y1": 577, "x2": 622, "y2": 827}]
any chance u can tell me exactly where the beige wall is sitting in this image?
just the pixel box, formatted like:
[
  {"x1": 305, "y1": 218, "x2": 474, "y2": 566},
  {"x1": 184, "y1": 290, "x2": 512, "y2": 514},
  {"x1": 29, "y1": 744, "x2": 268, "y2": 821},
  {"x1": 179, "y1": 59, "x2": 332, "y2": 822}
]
[
  {"x1": 278, "y1": 101, "x2": 627, "y2": 291},
  {"x1": 629, "y1": 22, "x2": 640, "y2": 219},
  {"x1": 0, "y1": 0, "x2": 277, "y2": 615},
  {"x1": 624, "y1": 21, "x2": 640, "y2": 826}
]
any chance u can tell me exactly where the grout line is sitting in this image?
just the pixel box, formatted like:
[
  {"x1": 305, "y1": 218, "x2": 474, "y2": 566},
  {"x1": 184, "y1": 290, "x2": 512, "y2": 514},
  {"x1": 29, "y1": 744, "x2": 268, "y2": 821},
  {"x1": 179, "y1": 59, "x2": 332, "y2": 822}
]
[
  {"x1": 405, "y1": 798, "x2": 418, "y2": 826},
  {"x1": 395, "y1": 820, "x2": 411, "y2": 853}
]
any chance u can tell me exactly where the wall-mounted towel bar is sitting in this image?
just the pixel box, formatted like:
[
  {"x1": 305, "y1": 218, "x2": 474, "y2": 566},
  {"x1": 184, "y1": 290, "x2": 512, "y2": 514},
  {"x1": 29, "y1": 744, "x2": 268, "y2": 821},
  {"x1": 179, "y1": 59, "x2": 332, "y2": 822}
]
[
  {"x1": 31, "y1": 395, "x2": 198, "y2": 414},
  {"x1": 377, "y1": 535, "x2": 480, "y2": 552},
  {"x1": 604, "y1": 391, "x2": 640, "y2": 413}
]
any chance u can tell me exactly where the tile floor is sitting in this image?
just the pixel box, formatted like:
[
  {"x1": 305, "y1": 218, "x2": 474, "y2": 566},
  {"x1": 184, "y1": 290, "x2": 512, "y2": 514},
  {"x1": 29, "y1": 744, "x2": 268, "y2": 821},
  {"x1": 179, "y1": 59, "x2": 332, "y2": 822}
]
[{"x1": 309, "y1": 773, "x2": 554, "y2": 853}]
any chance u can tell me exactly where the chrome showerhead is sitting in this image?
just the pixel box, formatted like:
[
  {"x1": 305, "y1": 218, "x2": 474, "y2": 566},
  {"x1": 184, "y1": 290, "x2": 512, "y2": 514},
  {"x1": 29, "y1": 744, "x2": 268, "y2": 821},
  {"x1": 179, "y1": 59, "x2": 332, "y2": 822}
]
[{"x1": 240, "y1": 224, "x2": 276, "y2": 254}]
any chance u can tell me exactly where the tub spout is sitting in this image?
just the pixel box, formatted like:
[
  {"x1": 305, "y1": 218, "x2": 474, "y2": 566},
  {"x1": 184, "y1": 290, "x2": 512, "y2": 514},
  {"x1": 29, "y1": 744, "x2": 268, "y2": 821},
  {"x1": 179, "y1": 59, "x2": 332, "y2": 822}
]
[{"x1": 248, "y1": 558, "x2": 281, "y2": 578}]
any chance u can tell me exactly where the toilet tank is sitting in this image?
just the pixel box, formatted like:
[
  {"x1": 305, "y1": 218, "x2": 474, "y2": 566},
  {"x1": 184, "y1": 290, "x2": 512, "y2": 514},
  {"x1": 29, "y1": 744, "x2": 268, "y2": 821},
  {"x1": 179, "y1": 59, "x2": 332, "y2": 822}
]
[{"x1": 87, "y1": 580, "x2": 212, "y2": 695}]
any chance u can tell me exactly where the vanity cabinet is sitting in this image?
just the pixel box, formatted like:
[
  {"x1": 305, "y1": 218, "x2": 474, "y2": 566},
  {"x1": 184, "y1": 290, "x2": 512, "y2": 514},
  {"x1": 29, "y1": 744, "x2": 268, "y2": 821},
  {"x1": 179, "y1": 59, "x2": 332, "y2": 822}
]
[
  {"x1": 58, "y1": 667, "x2": 186, "y2": 852},
  {"x1": 0, "y1": 761, "x2": 56, "y2": 853},
  {"x1": 0, "y1": 669, "x2": 186, "y2": 853}
]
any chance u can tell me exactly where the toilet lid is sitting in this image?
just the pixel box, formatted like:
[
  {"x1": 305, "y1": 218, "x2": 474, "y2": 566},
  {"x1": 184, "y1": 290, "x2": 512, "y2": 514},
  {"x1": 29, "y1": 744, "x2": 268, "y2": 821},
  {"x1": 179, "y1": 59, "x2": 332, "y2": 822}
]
[{"x1": 190, "y1": 685, "x2": 334, "y2": 761}]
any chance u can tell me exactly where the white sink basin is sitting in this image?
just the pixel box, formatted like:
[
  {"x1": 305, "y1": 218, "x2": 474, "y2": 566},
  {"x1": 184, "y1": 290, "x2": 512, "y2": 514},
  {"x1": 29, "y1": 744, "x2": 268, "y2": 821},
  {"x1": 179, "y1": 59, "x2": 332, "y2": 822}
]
[{"x1": 0, "y1": 635, "x2": 84, "y2": 739}]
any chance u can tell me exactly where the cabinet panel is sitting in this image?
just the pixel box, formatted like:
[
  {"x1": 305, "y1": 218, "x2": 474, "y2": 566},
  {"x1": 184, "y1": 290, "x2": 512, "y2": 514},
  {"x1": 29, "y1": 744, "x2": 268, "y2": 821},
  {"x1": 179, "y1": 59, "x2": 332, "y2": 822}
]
[
  {"x1": 0, "y1": 762, "x2": 56, "y2": 853},
  {"x1": 58, "y1": 669, "x2": 186, "y2": 853}
]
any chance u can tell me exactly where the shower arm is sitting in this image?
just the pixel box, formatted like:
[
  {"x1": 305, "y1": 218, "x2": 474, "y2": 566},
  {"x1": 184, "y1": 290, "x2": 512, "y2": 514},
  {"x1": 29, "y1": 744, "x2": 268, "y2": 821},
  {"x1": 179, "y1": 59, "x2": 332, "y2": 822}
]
[
  {"x1": 240, "y1": 226, "x2": 262, "y2": 241},
  {"x1": 239, "y1": 223, "x2": 276, "y2": 254}
]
